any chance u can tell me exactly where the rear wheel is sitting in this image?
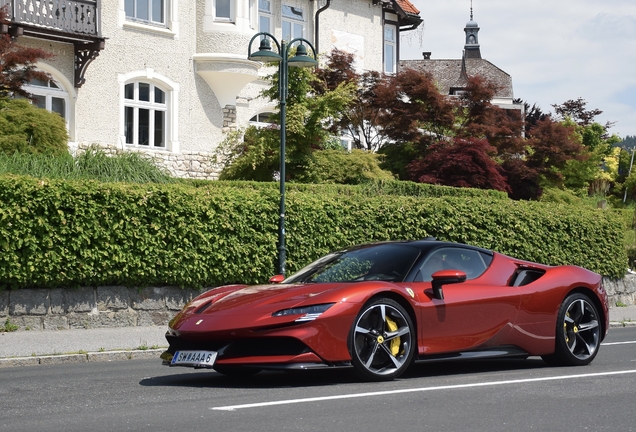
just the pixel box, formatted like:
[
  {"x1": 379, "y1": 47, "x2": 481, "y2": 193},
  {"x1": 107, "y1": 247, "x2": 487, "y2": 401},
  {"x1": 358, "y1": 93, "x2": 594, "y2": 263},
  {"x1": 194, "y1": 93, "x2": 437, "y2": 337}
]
[
  {"x1": 349, "y1": 298, "x2": 415, "y2": 381},
  {"x1": 542, "y1": 293, "x2": 601, "y2": 366}
]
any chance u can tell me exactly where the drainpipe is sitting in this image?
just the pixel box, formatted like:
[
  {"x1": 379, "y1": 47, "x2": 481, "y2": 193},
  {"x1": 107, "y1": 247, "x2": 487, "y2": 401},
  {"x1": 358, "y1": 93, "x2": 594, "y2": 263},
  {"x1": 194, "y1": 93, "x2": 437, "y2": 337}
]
[{"x1": 314, "y1": 0, "x2": 332, "y2": 55}]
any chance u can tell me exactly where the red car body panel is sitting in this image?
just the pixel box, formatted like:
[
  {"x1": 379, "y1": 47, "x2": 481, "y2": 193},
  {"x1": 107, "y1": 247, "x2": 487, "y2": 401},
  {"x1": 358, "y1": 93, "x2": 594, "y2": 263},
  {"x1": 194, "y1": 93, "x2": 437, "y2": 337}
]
[{"x1": 163, "y1": 241, "x2": 609, "y2": 370}]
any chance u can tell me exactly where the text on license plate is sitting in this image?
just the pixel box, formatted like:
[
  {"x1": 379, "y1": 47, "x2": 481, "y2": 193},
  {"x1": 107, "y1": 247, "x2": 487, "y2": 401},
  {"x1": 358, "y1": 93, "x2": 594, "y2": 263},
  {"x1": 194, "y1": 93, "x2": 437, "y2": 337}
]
[{"x1": 171, "y1": 350, "x2": 217, "y2": 367}]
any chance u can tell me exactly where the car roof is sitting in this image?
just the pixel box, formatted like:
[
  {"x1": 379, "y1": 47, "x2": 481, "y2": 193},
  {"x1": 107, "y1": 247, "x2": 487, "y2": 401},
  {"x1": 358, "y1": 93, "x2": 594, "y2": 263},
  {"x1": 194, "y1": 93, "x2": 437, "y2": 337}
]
[{"x1": 345, "y1": 238, "x2": 494, "y2": 256}]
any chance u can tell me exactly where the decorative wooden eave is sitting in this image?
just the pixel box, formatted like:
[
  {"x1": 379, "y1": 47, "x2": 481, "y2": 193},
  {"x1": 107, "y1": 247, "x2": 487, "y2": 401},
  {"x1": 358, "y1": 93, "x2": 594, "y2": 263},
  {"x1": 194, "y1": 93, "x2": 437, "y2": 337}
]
[
  {"x1": 0, "y1": 0, "x2": 106, "y2": 87},
  {"x1": 387, "y1": 0, "x2": 423, "y2": 32}
]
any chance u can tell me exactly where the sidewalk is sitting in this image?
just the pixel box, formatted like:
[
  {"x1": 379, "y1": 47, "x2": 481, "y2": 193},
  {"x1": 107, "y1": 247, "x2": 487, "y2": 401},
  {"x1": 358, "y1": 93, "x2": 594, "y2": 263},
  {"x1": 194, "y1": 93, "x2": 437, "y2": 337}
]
[
  {"x1": 0, "y1": 325, "x2": 168, "y2": 368},
  {"x1": 1, "y1": 306, "x2": 635, "y2": 368}
]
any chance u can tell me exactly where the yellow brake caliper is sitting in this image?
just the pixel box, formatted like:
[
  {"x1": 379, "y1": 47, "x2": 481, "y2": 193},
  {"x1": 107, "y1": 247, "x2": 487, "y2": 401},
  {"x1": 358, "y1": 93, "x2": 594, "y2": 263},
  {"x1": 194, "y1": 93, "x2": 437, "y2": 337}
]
[{"x1": 385, "y1": 316, "x2": 401, "y2": 356}]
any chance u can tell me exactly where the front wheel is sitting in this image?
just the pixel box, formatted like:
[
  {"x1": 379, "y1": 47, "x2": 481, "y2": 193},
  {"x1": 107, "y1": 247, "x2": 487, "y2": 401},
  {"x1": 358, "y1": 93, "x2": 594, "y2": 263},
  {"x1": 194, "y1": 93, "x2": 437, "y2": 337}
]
[
  {"x1": 349, "y1": 298, "x2": 416, "y2": 381},
  {"x1": 542, "y1": 293, "x2": 601, "y2": 366}
]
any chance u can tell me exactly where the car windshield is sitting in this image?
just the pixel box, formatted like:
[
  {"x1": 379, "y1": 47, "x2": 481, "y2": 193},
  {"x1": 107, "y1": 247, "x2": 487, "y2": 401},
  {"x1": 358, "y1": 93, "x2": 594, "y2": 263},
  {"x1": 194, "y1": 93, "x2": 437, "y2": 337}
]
[{"x1": 284, "y1": 244, "x2": 421, "y2": 284}]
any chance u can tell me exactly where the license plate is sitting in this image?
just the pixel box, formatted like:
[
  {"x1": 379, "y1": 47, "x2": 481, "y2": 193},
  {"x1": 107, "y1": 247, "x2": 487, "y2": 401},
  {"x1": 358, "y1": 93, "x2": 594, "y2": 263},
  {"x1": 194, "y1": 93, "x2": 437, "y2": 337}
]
[{"x1": 171, "y1": 350, "x2": 217, "y2": 367}]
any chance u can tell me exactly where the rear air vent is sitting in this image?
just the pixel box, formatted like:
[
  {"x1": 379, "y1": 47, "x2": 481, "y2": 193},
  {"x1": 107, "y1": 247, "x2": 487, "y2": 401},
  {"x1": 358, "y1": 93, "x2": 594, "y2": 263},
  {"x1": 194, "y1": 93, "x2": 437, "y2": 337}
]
[{"x1": 510, "y1": 268, "x2": 545, "y2": 287}]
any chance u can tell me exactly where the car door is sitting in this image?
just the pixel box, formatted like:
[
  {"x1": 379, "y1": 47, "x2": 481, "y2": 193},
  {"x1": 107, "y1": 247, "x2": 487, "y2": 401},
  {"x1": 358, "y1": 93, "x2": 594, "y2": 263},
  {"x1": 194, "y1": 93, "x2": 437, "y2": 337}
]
[{"x1": 410, "y1": 247, "x2": 521, "y2": 355}]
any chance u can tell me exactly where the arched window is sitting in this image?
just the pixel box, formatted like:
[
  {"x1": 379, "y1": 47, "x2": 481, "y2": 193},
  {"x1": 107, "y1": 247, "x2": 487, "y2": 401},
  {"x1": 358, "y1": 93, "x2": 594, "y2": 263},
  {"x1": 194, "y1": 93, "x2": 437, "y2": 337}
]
[
  {"x1": 249, "y1": 111, "x2": 274, "y2": 127},
  {"x1": 123, "y1": 81, "x2": 167, "y2": 148},
  {"x1": 119, "y1": 70, "x2": 179, "y2": 152},
  {"x1": 22, "y1": 77, "x2": 70, "y2": 123}
]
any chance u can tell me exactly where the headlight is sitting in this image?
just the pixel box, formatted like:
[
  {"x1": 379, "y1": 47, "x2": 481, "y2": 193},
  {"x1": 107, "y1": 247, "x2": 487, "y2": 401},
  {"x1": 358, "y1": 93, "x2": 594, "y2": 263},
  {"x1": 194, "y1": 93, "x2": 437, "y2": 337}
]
[{"x1": 272, "y1": 303, "x2": 335, "y2": 322}]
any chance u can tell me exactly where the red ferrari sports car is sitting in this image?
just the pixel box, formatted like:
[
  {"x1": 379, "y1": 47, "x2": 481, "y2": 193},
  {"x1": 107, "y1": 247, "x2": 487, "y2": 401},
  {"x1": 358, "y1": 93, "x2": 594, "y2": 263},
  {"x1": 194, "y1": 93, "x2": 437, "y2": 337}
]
[{"x1": 161, "y1": 239, "x2": 608, "y2": 381}]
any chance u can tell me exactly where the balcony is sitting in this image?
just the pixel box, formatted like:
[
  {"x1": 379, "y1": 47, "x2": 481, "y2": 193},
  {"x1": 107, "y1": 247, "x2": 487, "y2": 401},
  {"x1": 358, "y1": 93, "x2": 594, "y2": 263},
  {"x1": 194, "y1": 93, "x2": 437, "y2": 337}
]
[{"x1": 0, "y1": 0, "x2": 105, "y2": 87}]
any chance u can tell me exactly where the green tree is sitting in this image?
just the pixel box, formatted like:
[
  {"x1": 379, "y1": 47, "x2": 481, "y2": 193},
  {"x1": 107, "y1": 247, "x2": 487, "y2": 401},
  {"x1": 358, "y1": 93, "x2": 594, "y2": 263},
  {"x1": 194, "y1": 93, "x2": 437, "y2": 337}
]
[
  {"x1": 548, "y1": 99, "x2": 621, "y2": 195},
  {"x1": 219, "y1": 60, "x2": 355, "y2": 182}
]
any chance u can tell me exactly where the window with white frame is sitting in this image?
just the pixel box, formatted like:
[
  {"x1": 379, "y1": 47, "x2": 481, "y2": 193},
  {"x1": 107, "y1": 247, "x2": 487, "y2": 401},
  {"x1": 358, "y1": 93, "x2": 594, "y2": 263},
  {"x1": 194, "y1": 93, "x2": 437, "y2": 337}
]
[
  {"x1": 258, "y1": 0, "x2": 272, "y2": 34},
  {"x1": 124, "y1": 82, "x2": 167, "y2": 148},
  {"x1": 384, "y1": 23, "x2": 397, "y2": 74},
  {"x1": 249, "y1": 111, "x2": 274, "y2": 127},
  {"x1": 214, "y1": 0, "x2": 234, "y2": 22},
  {"x1": 22, "y1": 78, "x2": 69, "y2": 123},
  {"x1": 125, "y1": 0, "x2": 166, "y2": 26},
  {"x1": 282, "y1": 5, "x2": 305, "y2": 41}
]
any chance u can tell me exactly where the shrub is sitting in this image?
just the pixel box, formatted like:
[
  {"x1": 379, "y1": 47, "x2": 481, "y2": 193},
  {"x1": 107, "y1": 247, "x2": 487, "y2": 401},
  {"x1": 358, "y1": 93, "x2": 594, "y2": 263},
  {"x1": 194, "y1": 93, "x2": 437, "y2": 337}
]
[
  {"x1": 539, "y1": 188, "x2": 585, "y2": 205},
  {"x1": 0, "y1": 98, "x2": 68, "y2": 155},
  {"x1": 294, "y1": 149, "x2": 393, "y2": 184}
]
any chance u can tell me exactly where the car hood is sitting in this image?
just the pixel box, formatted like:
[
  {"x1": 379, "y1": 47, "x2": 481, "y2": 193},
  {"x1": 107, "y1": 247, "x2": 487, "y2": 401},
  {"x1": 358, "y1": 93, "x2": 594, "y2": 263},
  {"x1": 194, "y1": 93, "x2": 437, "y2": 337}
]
[
  {"x1": 198, "y1": 282, "x2": 348, "y2": 314},
  {"x1": 169, "y1": 280, "x2": 401, "y2": 333}
]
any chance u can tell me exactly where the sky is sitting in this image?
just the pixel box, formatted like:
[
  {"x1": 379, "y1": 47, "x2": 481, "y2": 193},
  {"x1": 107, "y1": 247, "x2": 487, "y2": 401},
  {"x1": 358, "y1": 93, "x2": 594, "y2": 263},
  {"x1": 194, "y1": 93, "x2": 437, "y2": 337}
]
[{"x1": 399, "y1": 0, "x2": 636, "y2": 139}]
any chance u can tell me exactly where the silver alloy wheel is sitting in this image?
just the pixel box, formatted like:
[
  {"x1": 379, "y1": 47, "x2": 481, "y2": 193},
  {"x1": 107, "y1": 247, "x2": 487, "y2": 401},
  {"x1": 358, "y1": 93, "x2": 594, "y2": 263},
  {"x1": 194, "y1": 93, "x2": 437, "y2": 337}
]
[
  {"x1": 352, "y1": 302, "x2": 413, "y2": 378},
  {"x1": 562, "y1": 297, "x2": 600, "y2": 360}
]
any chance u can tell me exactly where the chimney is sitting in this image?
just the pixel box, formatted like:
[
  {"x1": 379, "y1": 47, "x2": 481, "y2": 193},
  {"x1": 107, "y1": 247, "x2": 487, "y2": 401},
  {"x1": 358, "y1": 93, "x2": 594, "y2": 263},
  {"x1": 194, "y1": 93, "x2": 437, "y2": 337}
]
[{"x1": 422, "y1": 52, "x2": 431, "y2": 59}]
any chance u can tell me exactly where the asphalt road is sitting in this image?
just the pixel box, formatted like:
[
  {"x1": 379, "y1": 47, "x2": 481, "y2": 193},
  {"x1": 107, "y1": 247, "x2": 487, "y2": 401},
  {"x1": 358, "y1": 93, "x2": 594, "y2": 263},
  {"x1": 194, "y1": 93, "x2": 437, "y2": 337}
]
[{"x1": 1, "y1": 327, "x2": 635, "y2": 432}]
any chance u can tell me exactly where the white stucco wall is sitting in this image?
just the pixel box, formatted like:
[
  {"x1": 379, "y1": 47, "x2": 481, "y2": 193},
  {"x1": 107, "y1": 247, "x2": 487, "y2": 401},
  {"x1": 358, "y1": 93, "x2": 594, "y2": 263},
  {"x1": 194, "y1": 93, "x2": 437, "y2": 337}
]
[
  {"x1": 75, "y1": 1, "x2": 200, "y2": 151},
  {"x1": 11, "y1": 0, "x2": 390, "y2": 177},
  {"x1": 316, "y1": 0, "x2": 384, "y2": 73}
]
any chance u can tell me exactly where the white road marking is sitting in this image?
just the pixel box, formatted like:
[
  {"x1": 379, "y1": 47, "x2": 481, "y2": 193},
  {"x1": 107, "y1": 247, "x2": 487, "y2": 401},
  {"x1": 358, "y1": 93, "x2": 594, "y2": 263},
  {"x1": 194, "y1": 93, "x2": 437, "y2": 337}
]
[
  {"x1": 211, "y1": 369, "x2": 636, "y2": 411},
  {"x1": 602, "y1": 340, "x2": 636, "y2": 346}
]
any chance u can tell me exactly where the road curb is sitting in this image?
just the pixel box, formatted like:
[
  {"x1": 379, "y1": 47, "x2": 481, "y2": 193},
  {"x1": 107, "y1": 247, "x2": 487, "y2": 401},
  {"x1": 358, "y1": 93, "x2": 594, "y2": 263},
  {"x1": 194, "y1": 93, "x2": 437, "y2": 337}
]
[
  {"x1": 0, "y1": 348, "x2": 164, "y2": 369},
  {"x1": 610, "y1": 321, "x2": 636, "y2": 328}
]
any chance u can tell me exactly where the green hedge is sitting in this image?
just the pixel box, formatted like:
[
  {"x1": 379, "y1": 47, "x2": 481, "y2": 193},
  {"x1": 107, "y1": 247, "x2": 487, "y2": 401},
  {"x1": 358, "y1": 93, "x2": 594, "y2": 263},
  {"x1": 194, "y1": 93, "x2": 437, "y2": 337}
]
[
  {"x1": 0, "y1": 174, "x2": 626, "y2": 289},
  {"x1": 181, "y1": 179, "x2": 510, "y2": 200}
]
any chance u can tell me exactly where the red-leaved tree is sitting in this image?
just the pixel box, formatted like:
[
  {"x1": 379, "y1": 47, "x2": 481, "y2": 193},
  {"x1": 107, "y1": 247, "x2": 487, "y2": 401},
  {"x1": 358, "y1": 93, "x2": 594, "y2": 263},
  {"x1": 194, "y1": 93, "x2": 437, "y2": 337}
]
[
  {"x1": 0, "y1": 7, "x2": 53, "y2": 98},
  {"x1": 375, "y1": 68, "x2": 456, "y2": 149},
  {"x1": 525, "y1": 117, "x2": 586, "y2": 186},
  {"x1": 456, "y1": 76, "x2": 524, "y2": 157},
  {"x1": 313, "y1": 49, "x2": 388, "y2": 151},
  {"x1": 407, "y1": 138, "x2": 511, "y2": 192}
]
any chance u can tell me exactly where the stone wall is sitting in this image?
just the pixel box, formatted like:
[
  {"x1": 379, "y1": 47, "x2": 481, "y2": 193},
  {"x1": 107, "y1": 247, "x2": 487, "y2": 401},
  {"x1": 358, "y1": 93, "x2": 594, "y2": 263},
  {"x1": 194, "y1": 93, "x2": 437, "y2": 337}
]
[
  {"x1": 603, "y1": 275, "x2": 636, "y2": 307},
  {"x1": 2, "y1": 277, "x2": 635, "y2": 331},
  {"x1": 0, "y1": 286, "x2": 201, "y2": 331},
  {"x1": 74, "y1": 143, "x2": 224, "y2": 180}
]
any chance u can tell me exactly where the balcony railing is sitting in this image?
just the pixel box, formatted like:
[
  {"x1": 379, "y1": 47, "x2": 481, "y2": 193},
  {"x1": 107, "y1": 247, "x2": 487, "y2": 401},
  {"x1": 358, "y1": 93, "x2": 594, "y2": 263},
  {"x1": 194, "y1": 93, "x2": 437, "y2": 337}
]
[{"x1": 0, "y1": 0, "x2": 101, "y2": 38}]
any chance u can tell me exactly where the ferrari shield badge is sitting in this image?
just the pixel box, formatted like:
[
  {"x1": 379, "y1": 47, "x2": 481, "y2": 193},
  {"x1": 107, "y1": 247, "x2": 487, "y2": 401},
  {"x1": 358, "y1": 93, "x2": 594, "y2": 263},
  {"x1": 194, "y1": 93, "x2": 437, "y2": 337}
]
[{"x1": 406, "y1": 288, "x2": 415, "y2": 298}]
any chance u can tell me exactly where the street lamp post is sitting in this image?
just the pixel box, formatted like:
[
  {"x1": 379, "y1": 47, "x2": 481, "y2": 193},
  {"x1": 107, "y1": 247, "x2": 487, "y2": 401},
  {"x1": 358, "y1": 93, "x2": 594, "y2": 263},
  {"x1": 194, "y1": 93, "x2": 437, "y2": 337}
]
[{"x1": 247, "y1": 33, "x2": 318, "y2": 276}]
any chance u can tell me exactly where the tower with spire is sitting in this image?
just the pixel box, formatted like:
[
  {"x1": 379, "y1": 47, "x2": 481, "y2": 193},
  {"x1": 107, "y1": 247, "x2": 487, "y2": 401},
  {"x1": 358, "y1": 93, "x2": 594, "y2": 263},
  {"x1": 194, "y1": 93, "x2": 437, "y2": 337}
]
[
  {"x1": 400, "y1": 0, "x2": 519, "y2": 114},
  {"x1": 464, "y1": 1, "x2": 481, "y2": 59}
]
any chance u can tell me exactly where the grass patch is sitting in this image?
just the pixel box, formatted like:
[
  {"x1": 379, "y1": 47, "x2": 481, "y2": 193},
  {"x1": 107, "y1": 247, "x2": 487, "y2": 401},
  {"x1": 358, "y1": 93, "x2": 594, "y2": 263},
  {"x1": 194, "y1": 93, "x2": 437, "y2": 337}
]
[
  {"x1": 1, "y1": 318, "x2": 19, "y2": 332},
  {"x1": 0, "y1": 148, "x2": 174, "y2": 184}
]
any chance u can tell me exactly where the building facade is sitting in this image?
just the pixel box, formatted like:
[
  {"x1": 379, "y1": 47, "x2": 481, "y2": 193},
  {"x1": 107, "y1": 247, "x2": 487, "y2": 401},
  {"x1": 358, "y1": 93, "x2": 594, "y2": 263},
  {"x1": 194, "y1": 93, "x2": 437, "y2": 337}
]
[
  {"x1": 400, "y1": 11, "x2": 523, "y2": 115},
  {"x1": 1, "y1": 0, "x2": 421, "y2": 178}
]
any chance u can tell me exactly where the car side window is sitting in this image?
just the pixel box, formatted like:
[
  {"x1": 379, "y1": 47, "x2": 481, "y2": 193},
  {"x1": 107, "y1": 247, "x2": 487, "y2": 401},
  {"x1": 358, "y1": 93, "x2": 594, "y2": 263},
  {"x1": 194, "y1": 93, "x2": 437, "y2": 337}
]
[{"x1": 415, "y1": 248, "x2": 489, "y2": 282}]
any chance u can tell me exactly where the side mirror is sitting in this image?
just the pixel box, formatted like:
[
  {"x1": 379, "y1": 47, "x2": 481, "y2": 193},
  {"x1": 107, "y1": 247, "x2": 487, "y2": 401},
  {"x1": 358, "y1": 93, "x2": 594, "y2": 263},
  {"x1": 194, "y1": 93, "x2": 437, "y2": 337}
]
[
  {"x1": 431, "y1": 270, "x2": 467, "y2": 300},
  {"x1": 269, "y1": 274, "x2": 285, "y2": 284}
]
